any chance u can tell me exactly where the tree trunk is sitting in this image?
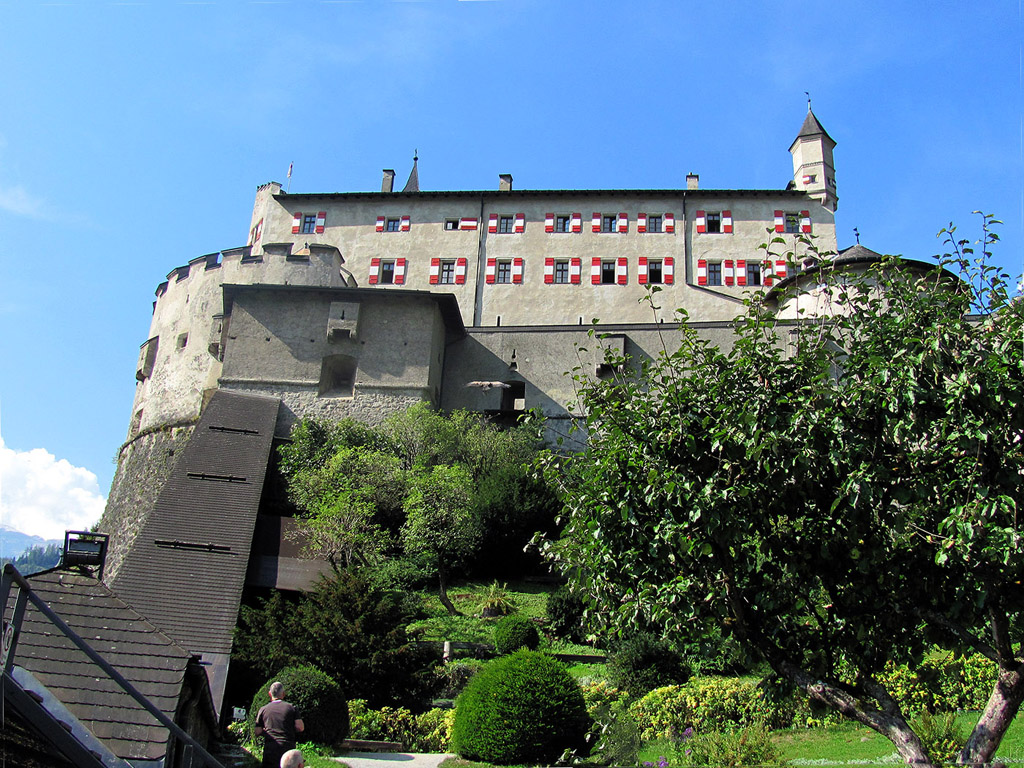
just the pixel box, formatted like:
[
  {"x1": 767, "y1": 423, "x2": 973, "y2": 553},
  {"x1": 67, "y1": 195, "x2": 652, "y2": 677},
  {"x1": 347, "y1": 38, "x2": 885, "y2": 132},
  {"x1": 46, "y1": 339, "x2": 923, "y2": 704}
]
[
  {"x1": 960, "y1": 662, "x2": 1024, "y2": 765},
  {"x1": 777, "y1": 660, "x2": 937, "y2": 768},
  {"x1": 437, "y1": 562, "x2": 461, "y2": 616}
]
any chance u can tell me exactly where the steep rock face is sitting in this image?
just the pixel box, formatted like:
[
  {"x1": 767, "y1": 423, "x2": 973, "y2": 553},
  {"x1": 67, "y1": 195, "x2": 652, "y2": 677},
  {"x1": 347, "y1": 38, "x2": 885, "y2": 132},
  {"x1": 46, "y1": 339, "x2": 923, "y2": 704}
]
[{"x1": 99, "y1": 424, "x2": 195, "y2": 581}]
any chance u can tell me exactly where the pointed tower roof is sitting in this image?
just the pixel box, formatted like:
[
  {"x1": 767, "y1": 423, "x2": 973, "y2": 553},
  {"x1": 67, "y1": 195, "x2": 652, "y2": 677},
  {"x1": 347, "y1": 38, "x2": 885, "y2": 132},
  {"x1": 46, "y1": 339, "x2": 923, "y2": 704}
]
[
  {"x1": 402, "y1": 154, "x2": 420, "y2": 193},
  {"x1": 791, "y1": 108, "x2": 836, "y2": 149}
]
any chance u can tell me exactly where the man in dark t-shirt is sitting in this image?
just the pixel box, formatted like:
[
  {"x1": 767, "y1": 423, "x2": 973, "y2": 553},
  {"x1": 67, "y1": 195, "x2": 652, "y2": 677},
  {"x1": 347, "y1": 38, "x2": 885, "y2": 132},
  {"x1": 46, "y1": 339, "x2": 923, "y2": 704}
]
[{"x1": 255, "y1": 681, "x2": 305, "y2": 768}]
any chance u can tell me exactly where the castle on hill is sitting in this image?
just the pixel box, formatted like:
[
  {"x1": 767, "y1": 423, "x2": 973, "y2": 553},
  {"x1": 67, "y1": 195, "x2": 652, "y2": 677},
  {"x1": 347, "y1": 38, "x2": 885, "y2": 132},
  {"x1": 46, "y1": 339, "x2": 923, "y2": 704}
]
[{"x1": 97, "y1": 108, "x2": 847, "y2": 718}]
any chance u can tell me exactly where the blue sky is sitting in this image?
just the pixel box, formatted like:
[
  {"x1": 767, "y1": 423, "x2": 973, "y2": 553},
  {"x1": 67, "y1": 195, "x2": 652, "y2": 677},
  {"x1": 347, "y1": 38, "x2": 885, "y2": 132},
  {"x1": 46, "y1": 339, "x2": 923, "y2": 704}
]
[{"x1": 1, "y1": 0, "x2": 1021, "y2": 539}]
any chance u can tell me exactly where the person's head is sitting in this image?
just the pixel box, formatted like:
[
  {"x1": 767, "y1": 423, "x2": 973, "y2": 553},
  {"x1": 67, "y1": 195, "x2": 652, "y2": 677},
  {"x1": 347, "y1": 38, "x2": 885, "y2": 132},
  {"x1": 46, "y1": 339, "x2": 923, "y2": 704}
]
[
  {"x1": 269, "y1": 681, "x2": 285, "y2": 701},
  {"x1": 280, "y1": 749, "x2": 304, "y2": 768}
]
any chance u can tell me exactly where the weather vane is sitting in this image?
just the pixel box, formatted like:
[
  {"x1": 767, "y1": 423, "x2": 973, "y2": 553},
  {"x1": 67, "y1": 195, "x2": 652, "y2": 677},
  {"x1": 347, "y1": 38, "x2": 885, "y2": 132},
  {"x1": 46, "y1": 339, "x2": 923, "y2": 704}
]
[
  {"x1": 805, "y1": 91, "x2": 811, "y2": 110},
  {"x1": 853, "y1": 227, "x2": 861, "y2": 245}
]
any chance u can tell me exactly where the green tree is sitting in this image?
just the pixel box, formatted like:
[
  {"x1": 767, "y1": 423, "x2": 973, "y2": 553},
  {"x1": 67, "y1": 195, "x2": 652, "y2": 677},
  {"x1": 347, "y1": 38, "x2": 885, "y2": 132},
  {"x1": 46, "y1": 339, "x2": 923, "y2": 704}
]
[
  {"x1": 233, "y1": 570, "x2": 435, "y2": 709},
  {"x1": 540, "y1": 217, "x2": 1024, "y2": 767},
  {"x1": 402, "y1": 464, "x2": 480, "y2": 615}
]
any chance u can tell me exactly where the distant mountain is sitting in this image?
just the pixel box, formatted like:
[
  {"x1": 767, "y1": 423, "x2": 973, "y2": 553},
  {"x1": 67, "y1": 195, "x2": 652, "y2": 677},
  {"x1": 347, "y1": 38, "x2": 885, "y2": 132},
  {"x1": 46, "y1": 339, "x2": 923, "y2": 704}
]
[{"x1": 0, "y1": 526, "x2": 62, "y2": 561}]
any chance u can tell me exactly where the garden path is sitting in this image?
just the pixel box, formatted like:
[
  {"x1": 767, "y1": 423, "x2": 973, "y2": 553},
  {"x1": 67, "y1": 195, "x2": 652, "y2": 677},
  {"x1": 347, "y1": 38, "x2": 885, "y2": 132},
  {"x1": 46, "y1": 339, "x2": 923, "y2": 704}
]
[{"x1": 333, "y1": 751, "x2": 455, "y2": 768}]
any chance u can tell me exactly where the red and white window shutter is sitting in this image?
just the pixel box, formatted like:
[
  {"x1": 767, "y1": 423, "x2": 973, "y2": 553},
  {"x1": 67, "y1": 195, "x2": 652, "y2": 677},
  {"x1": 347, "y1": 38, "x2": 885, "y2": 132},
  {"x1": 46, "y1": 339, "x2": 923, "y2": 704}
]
[
  {"x1": 545, "y1": 213, "x2": 555, "y2": 233},
  {"x1": 724, "y1": 260, "x2": 735, "y2": 286},
  {"x1": 763, "y1": 260, "x2": 774, "y2": 286},
  {"x1": 637, "y1": 213, "x2": 648, "y2": 233},
  {"x1": 801, "y1": 210, "x2": 812, "y2": 233},
  {"x1": 369, "y1": 258, "x2": 381, "y2": 284},
  {"x1": 394, "y1": 258, "x2": 406, "y2": 284},
  {"x1": 616, "y1": 256, "x2": 628, "y2": 284},
  {"x1": 774, "y1": 210, "x2": 785, "y2": 233},
  {"x1": 571, "y1": 212, "x2": 582, "y2": 233},
  {"x1": 664, "y1": 213, "x2": 675, "y2": 233},
  {"x1": 722, "y1": 210, "x2": 733, "y2": 234},
  {"x1": 638, "y1": 256, "x2": 648, "y2": 284},
  {"x1": 775, "y1": 260, "x2": 787, "y2": 279},
  {"x1": 429, "y1": 258, "x2": 441, "y2": 285},
  {"x1": 488, "y1": 214, "x2": 499, "y2": 234},
  {"x1": 591, "y1": 256, "x2": 602, "y2": 284},
  {"x1": 486, "y1": 257, "x2": 497, "y2": 284},
  {"x1": 617, "y1": 212, "x2": 628, "y2": 233},
  {"x1": 570, "y1": 257, "x2": 582, "y2": 284},
  {"x1": 544, "y1": 257, "x2": 555, "y2": 284},
  {"x1": 376, "y1": 216, "x2": 386, "y2": 233},
  {"x1": 512, "y1": 257, "x2": 524, "y2": 284},
  {"x1": 592, "y1": 212, "x2": 602, "y2": 233},
  {"x1": 664, "y1": 257, "x2": 674, "y2": 284},
  {"x1": 697, "y1": 259, "x2": 708, "y2": 285},
  {"x1": 459, "y1": 218, "x2": 478, "y2": 230},
  {"x1": 315, "y1": 211, "x2": 326, "y2": 234},
  {"x1": 400, "y1": 216, "x2": 410, "y2": 232},
  {"x1": 455, "y1": 257, "x2": 467, "y2": 284},
  {"x1": 736, "y1": 259, "x2": 747, "y2": 286},
  {"x1": 696, "y1": 210, "x2": 707, "y2": 234},
  {"x1": 514, "y1": 213, "x2": 525, "y2": 233},
  {"x1": 292, "y1": 212, "x2": 302, "y2": 234}
]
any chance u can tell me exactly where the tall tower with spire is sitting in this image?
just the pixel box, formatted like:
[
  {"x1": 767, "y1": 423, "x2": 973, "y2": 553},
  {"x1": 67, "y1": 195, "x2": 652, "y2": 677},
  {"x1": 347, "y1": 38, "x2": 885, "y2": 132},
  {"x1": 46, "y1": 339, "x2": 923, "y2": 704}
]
[{"x1": 789, "y1": 107, "x2": 837, "y2": 212}]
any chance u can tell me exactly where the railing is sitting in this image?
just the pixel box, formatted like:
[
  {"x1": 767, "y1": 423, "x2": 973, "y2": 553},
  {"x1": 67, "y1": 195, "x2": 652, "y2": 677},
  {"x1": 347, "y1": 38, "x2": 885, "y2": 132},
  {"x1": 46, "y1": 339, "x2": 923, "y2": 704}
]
[{"x1": 1, "y1": 563, "x2": 225, "y2": 768}]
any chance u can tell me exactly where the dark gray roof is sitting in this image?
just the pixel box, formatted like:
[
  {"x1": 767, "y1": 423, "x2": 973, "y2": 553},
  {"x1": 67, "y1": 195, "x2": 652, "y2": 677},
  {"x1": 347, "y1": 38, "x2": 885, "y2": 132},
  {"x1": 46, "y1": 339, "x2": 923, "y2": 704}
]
[
  {"x1": 276, "y1": 187, "x2": 812, "y2": 201},
  {"x1": 793, "y1": 109, "x2": 836, "y2": 146},
  {"x1": 402, "y1": 156, "x2": 420, "y2": 193},
  {"x1": 109, "y1": 390, "x2": 280, "y2": 716},
  {"x1": 11, "y1": 568, "x2": 199, "y2": 762},
  {"x1": 837, "y1": 243, "x2": 884, "y2": 260}
]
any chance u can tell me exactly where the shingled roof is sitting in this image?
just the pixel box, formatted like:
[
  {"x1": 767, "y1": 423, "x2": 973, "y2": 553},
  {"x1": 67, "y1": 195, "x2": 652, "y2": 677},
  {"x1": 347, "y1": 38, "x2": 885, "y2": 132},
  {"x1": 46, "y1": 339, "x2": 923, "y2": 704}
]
[
  {"x1": 9, "y1": 567, "x2": 209, "y2": 763},
  {"x1": 109, "y1": 390, "x2": 280, "y2": 716}
]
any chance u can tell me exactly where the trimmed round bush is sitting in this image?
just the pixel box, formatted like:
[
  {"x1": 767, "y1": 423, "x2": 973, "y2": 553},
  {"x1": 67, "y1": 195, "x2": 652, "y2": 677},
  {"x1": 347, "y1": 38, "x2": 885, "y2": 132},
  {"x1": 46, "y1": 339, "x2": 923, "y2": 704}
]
[
  {"x1": 493, "y1": 615, "x2": 540, "y2": 655},
  {"x1": 607, "y1": 632, "x2": 691, "y2": 696},
  {"x1": 546, "y1": 586, "x2": 586, "y2": 643},
  {"x1": 249, "y1": 665, "x2": 349, "y2": 746},
  {"x1": 452, "y1": 650, "x2": 589, "y2": 765}
]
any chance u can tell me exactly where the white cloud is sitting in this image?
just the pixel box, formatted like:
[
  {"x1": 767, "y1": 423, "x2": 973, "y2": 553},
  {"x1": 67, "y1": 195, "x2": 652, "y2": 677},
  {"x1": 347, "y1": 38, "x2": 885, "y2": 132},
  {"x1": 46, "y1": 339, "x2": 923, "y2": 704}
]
[
  {"x1": 0, "y1": 437, "x2": 106, "y2": 540},
  {"x1": 0, "y1": 184, "x2": 46, "y2": 218}
]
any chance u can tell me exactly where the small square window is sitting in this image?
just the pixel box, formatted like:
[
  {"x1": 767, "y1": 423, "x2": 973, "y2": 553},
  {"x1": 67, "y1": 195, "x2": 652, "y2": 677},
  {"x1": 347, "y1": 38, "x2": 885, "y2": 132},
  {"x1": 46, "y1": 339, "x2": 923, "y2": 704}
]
[
  {"x1": 301, "y1": 214, "x2": 317, "y2": 234},
  {"x1": 706, "y1": 213, "x2": 721, "y2": 234},
  {"x1": 647, "y1": 215, "x2": 662, "y2": 233},
  {"x1": 648, "y1": 260, "x2": 663, "y2": 284},
  {"x1": 444, "y1": 219, "x2": 459, "y2": 231},
  {"x1": 380, "y1": 261, "x2": 395, "y2": 284},
  {"x1": 554, "y1": 261, "x2": 570, "y2": 284},
  {"x1": 439, "y1": 260, "x2": 456, "y2": 284},
  {"x1": 555, "y1": 215, "x2": 571, "y2": 233},
  {"x1": 707, "y1": 262, "x2": 722, "y2": 286},
  {"x1": 601, "y1": 215, "x2": 617, "y2": 233},
  {"x1": 601, "y1": 261, "x2": 616, "y2": 284},
  {"x1": 496, "y1": 261, "x2": 512, "y2": 284},
  {"x1": 784, "y1": 213, "x2": 800, "y2": 234},
  {"x1": 746, "y1": 262, "x2": 762, "y2": 286},
  {"x1": 498, "y1": 216, "x2": 514, "y2": 234},
  {"x1": 386, "y1": 218, "x2": 401, "y2": 232}
]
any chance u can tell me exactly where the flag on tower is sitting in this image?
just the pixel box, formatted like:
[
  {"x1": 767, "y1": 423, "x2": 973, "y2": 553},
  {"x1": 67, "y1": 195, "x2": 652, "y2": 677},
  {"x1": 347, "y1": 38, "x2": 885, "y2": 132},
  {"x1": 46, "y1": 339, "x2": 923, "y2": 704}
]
[{"x1": 287, "y1": 162, "x2": 293, "y2": 179}]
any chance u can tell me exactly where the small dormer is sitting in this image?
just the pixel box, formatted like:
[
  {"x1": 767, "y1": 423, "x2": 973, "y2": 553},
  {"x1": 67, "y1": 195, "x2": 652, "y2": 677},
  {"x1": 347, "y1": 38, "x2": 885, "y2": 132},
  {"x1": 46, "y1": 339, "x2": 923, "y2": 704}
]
[{"x1": 790, "y1": 108, "x2": 838, "y2": 212}]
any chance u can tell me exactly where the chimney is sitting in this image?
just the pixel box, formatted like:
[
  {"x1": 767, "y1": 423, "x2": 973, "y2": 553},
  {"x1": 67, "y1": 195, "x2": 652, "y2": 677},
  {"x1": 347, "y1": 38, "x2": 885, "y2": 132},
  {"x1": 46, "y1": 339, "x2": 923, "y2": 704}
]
[
  {"x1": 686, "y1": 173, "x2": 699, "y2": 190},
  {"x1": 499, "y1": 174, "x2": 513, "y2": 192},
  {"x1": 382, "y1": 169, "x2": 395, "y2": 193}
]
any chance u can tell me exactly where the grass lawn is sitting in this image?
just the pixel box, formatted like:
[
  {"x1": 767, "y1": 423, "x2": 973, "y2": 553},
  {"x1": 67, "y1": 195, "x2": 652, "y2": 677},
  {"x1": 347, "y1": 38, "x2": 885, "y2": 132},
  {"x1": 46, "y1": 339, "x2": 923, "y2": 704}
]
[
  {"x1": 636, "y1": 712, "x2": 1024, "y2": 766},
  {"x1": 408, "y1": 581, "x2": 558, "y2": 645}
]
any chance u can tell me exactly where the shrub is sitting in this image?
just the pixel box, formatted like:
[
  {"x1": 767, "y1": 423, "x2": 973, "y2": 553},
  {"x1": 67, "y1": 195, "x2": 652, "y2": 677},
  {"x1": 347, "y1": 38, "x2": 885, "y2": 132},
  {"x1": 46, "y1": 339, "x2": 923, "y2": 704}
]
[
  {"x1": 579, "y1": 680, "x2": 640, "y2": 767},
  {"x1": 608, "y1": 633, "x2": 691, "y2": 697},
  {"x1": 452, "y1": 650, "x2": 589, "y2": 765},
  {"x1": 493, "y1": 615, "x2": 540, "y2": 655},
  {"x1": 435, "y1": 660, "x2": 485, "y2": 699},
  {"x1": 913, "y1": 710, "x2": 965, "y2": 765},
  {"x1": 249, "y1": 666, "x2": 349, "y2": 747},
  {"x1": 630, "y1": 678, "x2": 794, "y2": 740},
  {"x1": 680, "y1": 723, "x2": 782, "y2": 767},
  {"x1": 479, "y1": 582, "x2": 517, "y2": 617},
  {"x1": 878, "y1": 654, "x2": 997, "y2": 715},
  {"x1": 546, "y1": 585, "x2": 586, "y2": 643},
  {"x1": 348, "y1": 700, "x2": 454, "y2": 751}
]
